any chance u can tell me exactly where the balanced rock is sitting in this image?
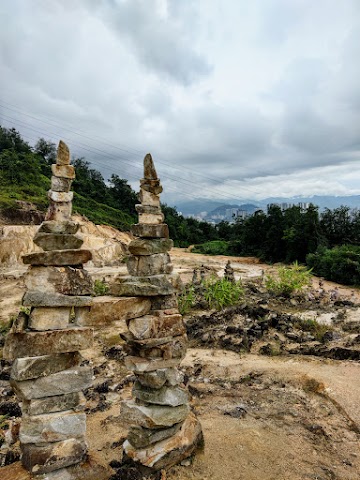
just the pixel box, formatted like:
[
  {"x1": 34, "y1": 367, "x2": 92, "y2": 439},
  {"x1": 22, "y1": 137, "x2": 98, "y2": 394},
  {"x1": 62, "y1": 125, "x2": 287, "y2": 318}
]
[
  {"x1": 128, "y1": 238, "x2": 173, "y2": 256},
  {"x1": 127, "y1": 253, "x2": 173, "y2": 276},
  {"x1": 22, "y1": 392, "x2": 86, "y2": 416},
  {"x1": 11, "y1": 352, "x2": 81, "y2": 381},
  {"x1": 128, "y1": 423, "x2": 181, "y2": 449},
  {"x1": 45, "y1": 201, "x2": 72, "y2": 222},
  {"x1": 51, "y1": 164, "x2": 75, "y2": 179},
  {"x1": 29, "y1": 307, "x2": 71, "y2": 331},
  {"x1": 33, "y1": 233, "x2": 83, "y2": 251},
  {"x1": 23, "y1": 250, "x2": 92, "y2": 266},
  {"x1": 143, "y1": 153, "x2": 158, "y2": 180},
  {"x1": 131, "y1": 223, "x2": 169, "y2": 239},
  {"x1": 120, "y1": 400, "x2": 189, "y2": 429},
  {"x1": 22, "y1": 291, "x2": 93, "y2": 308},
  {"x1": 110, "y1": 274, "x2": 179, "y2": 297},
  {"x1": 124, "y1": 356, "x2": 182, "y2": 373},
  {"x1": 136, "y1": 368, "x2": 184, "y2": 389},
  {"x1": 138, "y1": 189, "x2": 160, "y2": 207},
  {"x1": 39, "y1": 221, "x2": 80, "y2": 235},
  {"x1": 56, "y1": 140, "x2": 71, "y2": 166},
  {"x1": 51, "y1": 176, "x2": 72, "y2": 192},
  {"x1": 127, "y1": 313, "x2": 185, "y2": 340},
  {"x1": 48, "y1": 191, "x2": 73, "y2": 203},
  {"x1": 25, "y1": 266, "x2": 93, "y2": 296},
  {"x1": 133, "y1": 382, "x2": 190, "y2": 407}
]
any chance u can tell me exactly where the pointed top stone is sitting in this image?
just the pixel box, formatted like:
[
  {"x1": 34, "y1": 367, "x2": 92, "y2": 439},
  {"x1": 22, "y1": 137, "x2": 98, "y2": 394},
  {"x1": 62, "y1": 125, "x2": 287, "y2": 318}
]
[
  {"x1": 144, "y1": 153, "x2": 158, "y2": 180},
  {"x1": 57, "y1": 140, "x2": 71, "y2": 166}
]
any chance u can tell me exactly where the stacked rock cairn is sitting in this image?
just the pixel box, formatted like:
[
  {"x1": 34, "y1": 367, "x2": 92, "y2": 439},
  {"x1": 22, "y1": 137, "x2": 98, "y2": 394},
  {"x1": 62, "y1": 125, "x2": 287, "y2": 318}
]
[
  {"x1": 3, "y1": 141, "x2": 94, "y2": 477},
  {"x1": 111, "y1": 154, "x2": 203, "y2": 471}
]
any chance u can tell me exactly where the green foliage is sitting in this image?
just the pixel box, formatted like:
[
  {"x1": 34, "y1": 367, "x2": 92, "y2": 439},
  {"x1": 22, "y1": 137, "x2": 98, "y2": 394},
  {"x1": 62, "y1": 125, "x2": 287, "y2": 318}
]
[
  {"x1": 178, "y1": 285, "x2": 196, "y2": 315},
  {"x1": 192, "y1": 240, "x2": 229, "y2": 255},
  {"x1": 93, "y1": 279, "x2": 109, "y2": 296},
  {"x1": 265, "y1": 262, "x2": 312, "y2": 297},
  {"x1": 295, "y1": 318, "x2": 331, "y2": 343},
  {"x1": 306, "y1": 245, "x2": 360, "y2": 286},
  {"x1": 204, "y1": 276, "x2": 243, "y2": 310}
]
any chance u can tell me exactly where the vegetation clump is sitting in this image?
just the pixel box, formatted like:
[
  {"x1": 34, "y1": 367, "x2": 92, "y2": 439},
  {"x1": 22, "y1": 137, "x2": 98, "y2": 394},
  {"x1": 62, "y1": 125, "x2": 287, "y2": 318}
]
[{"x1": 264, "y1": 262, "x2": 312, "y2": 297}]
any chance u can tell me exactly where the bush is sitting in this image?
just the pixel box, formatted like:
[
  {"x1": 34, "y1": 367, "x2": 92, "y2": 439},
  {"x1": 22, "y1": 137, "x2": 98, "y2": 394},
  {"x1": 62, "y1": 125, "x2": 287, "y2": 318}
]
[
  {"x1": 192, "y1": 240, "x2": 229, "y2": 256},
  {"x1": 178, "y1": 285, "x2": 196, "y2": 315},
  {"x1": 93, "y1": 279, "x2": 109, "y2": 296},
  {"x1": 306, "y1": 245, "x2": 360, "y2": 286},
  {"x1": 265, "y1": 262, "x2": 312, "y2": 297},
  {"x1": 203, "y1": 276, "x2": 243, "y2": 310}
]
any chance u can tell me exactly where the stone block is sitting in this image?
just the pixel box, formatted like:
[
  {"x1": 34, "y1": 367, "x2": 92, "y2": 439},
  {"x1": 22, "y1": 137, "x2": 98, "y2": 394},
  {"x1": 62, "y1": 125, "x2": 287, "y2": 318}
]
[
  {"x1": 56, "y1": 140, "x2": 71, "y2": 166},
  {"x1": 51, "y1": 164, "x2": 75, "y2": 179},
  {"x1": 48, "y1": 191, "x2": 73, "y2": 203},
  {"x1": 23, "y1": 392, "x2": 86, "y2": 416},
  {"x1": 45, "y1": 202, "x2": 72, "y2": 222},
  {"x1": 34, "y1": 454, "x2": 112, "y2": 480},
  {"x1": 22, "y1": 292, "x2": 93, "y2": 308},
  {"x1": 133, "y1": 382, "x2": 190, "y2": 407},
  {"x1": 3, "y1": 327, "x2": 93, "y2": 359},
  {"x1": 139, "y1": 189, "x2": 160, "y2": 207},
  {"x1": 139, "y1": 179, "x2": 163, "y2": 195},
  {"x1": 127, "y1": 313, "x2": 185, "y2": 340},
  {"x1": 128, "y1": 423, "x2": 181, "y2": 449},
  {"x1": 138, "y1": 213, "x2": 165, "y2": 225},
  {"x1": 33, "y1": 233, "x2": 83, "y2": 251},
  {"x1": 143, "y1": 153, "x2": 158, "y2": 180},
  {"x1": 21, "y1": 438, "x2": 87, "y2": 474},
  {"x1": 124, "y1": 356, "x2": 181, "y2": 373},
  {"x1": 23, "y1": 250, "x2": 92, "y2": 266},
  {"x1": 128, "y1": 238, "x2": 173, "y2": 256},
  {"x1": 38, "y1": 221, "x2": 80, "y2": 235},
  {"x1": 25, "y1": 266, "x2": 93, "y2": 296},
  {"x1": 127, "y1": 253, "x2": 172, "y2": 276},
  {"x1": 110, "y1": 274, "x2": 180, "y2": 297},
  {"x1": 120, "y1": 400, "x2": 189, "y2": 429},
  {"x1": 12, "y1": 366, "x2": 93, "y2": 400},
  {"x1": 78, "y1": 296, "x2": 151, "y2": 327},
  {"x1": 11, "y1": 353, "x2": 81, "y2": 381},
  {"x1": 29, "y1": 307, "x2": 71, "y2": 331},
  {"x1": 51, "y1": 176, "x2": 72, "y2": 192},
  {"x1": 135, "y1": 205, "x2": 162, "y2": 214},
  {"x1": 137, "y1": 368, "x2": 184, "y2": 389},
  {"x1": 123, "y1": 413, "x2": 203, "y2": 470},
  {"x1": 131, "y1": 223, "x2": 169, "y2": 239},
  {"x1": 130, "y1": 334, "x2": 187, "y2": 360},
  {"x1": 20, "y1": 411, "x2": 86, "y2": 444},
  {"x1": 151, "y1": 295, "x2": 179, "y2": 310}
]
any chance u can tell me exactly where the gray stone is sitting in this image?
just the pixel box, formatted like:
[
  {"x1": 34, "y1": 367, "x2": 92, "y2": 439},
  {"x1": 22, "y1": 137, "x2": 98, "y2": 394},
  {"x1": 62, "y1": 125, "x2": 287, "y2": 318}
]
[
  {"x1": 110, "y1": 274, "x2": 180, "y2": 297},
  {"x1": 131, "y1": 223, "x2": 169, "y2": 238},
  {"x1": 143, "y1": 153, "x2": 158, "y2": 180},
  {"x1": 51, "y1": 164, "x2": 75, "y2": 179},
  {"x1": 127, "y1": 253, "x2": 172, "y2": 276},
  {"x1": 138, "y1": 213, "x2": 165, "y2": 225},
  {"x1": 12, "y1": 366, "x2": 93, "y2": 400},
  {"x1": 45, "y1": 201, "x2": 72, "y2": 222},
  {"x1": 131, "y1": 334, "x2": 187, "y2": 360},
  {"x1": 151, "y1": 295, "x2": 179, "y2": 310},
  {"x1": 139, "y1": 189, "x2": 160, "y2": 207},
  {"x1": 29, "y1": 307, "x2": 71, "y2": 331},
  {"x1": 127, "y1": 313, "x2": 185, "y2": 340},
  {"x1": 21, "y1": 438, "x2": 87, "y2": 475},
  {"x1": 137, "y1": 369, "x2": 184, "y2": 389},
  {"x1": 133, "y1": 382, "x2": 190, "y2": 407},
  {"x1": 135, "y1": 205, "x2": 162, "y2": 214},
  {"x1": 33, "y1": 456, "x2": 111, "y2": 480},
  {"x1": 20, "y1": 411, "x2": 86, "y2": 444},
  {"x1": 38, "y1": 221, "x2": 80, "y2": 235},
  {"x1": 33, "y1": 233, "x2": 83, "y2": 251},
  {"x1": 25, "y1": 266, "x2": 93, "y2": 296},
  {"x1": 22, "y1": 292, "x2": 93, "y2": 307},
  {"x1": 23, "y1": 392, "x2": 86, "y2": 416},
  {"x1": 22, "y1": 250, "x2": 92, "y2": 266},
  {"x1": 139, "y1": 179, "x2": 163, "y2": 195},
  {"x1": 124, "y1": 356, "x2": 181, "y2": 373},
  {"x1": 120, "y1": 400, "x2": 189, "y2": 429},
  {"x1": 57, "y1": 140, "x2": 71, "y2": 166},
  {"x1": 3, "y1": 327, "x2": 93, "y2": 359},
  {"x1": 128, "y1": 423, "x2": 181, "y2": 449},
  {"x1": 48, "y1": 191, "x2": 73, "y2": 203},
  {"x1": 11, "y1": 353, "x2": 81, "y2": 381},
  {"x1": 123, "y1": 413, "x2": 203, "y2": 470},
  {"x1": 51, "y1": 176, "x2": 72, "y2": 192},
  {"x1": 128, "y1": 238, "x2": 173, "y2": 256}
]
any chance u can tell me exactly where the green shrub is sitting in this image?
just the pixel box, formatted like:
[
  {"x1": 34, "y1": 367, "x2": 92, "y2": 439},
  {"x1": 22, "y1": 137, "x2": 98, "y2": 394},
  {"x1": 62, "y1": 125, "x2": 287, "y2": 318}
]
[
  {"x1": 295, "y1": 318, "x2": 331, "y2": 343},
  {"x1": 178, "y1": 285, "x2": 196, "y2": 315},
  {"x1": 93, "y1": 279, "x2": 109, "y2": 296},
  {"x1": 203, "y1": 276, "x2": 243, "y2": 310},
  {"x1": 192, "y1": 240, "x2": 229, "y2": 256},
  {"x1": 265, "y1": 262, "x2": 312, "y2": 297}
]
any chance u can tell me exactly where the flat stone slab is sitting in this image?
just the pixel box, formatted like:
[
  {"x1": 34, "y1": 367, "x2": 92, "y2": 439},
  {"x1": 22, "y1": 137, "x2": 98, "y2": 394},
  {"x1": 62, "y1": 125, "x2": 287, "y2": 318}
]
[
  {"x1": 23, "y1": 392, "x2": 86, "y2": 416},
  {"x1": 51, "y1": 176, "x2": 72, "y2": 192},
  {"x1": 22, "y1": 250, "x2": 92, "y2": 266},
  {"x1": 33, "y1": 233, "x2": 83, "y2": 251},
  {"x1": 20, "y1": 411, "x2": 86, "y2": 444},
  {"x1": 129, "y1": 334, "x2": 187, "y2": 361},
  {"x1": 25, "y1": 266, "x2": 93, "y2": 296},
  {"x1": 138, "y1": 189, "x2": 160, "y2": 207},
  {"x1": 12, "y1": 366, "x2": 93, "y2": 400},
  {"x1": 127, "y1": 253, "x2": 172, "y2": 276},
  {"x1": 137, "y1": 368, "x2": 183, "y2": 389},
  {"x1": 124, "y1": 413, "x2": 203, "y2": 470},
  {"x1": 128, "y1": 238, "x2": 173, "y2": 256},
  {"x1": 133, "y1": 382, "x2": 190, "y2": 407},
  {"x1": 29, "y1": 307, "x2": 71, "y2": 331},
  {"x1": 51, "y1": 164, "x2": 75, "y2": 179},
  {"x1": 38, "y1": 221, "x2": 79, "y2": 235},
  {"x1": 78, "y1": 296, "x2": 151, "y2": 327},
  {"x1": 11, "y1": 353, "x2": 81, "y2": 381},
  {"x1": 124, "y1": 356, "x2": 182, "y2": 373},
  {"x1": 3, "y1": 327, "x2": 93, "y2": 359},
  {"x1": 48, "y1": 190, "x2": 73, "y2": 203},
  {"x1": 131, "y1": 223, "x2": 169, "y2": 239},
  {"x1": 128, "y1": 423, "x2": 181, "y2": 449},
  {"x1": 128, "y1": 313, "x2": 185, "y2": 340},
  {"x1": 21, "y1": 438, "x2": 87, "y2": 474},
  {"x1": 22, "y1": 292, "x2": 93, "y2": 307},
  {"x1": 120, "y1": 400, "x2": 189, "y2": 429},
  {"x1": 110, "y1": 274, "x2": 181, "y2": 297},
  {"x1": 138, "y1": 213, "x2": 165, "y2": 225}
]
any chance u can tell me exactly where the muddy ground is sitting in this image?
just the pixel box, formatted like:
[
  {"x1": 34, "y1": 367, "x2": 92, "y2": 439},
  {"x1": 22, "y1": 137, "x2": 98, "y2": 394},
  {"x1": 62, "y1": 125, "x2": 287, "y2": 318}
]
[{"x1": 1, "y1": 249, "x2": 360, "y2": 480}]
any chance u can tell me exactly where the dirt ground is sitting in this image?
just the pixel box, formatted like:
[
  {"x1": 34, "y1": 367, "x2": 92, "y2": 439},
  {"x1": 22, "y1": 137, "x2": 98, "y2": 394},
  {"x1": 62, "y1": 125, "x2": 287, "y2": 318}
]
[{"x1": 1, "y1": 249, "x2": 360, "y2": 480}]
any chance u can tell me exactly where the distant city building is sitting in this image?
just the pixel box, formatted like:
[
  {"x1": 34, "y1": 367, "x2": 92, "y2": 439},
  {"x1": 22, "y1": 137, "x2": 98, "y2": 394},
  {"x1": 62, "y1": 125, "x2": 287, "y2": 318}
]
[{"x1": 267, "y1": 202, "x2": 310, "y2": 212}]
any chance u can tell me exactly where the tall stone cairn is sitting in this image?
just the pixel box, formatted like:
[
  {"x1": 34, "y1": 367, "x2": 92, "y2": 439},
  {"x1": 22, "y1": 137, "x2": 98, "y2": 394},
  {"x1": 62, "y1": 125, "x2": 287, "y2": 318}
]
[
  {"x1": 112, "y1": 153, "x2": 203, "y2": 471},
  {"x1": 3, "y1": 140, "x2": 94, "y2": 477}
]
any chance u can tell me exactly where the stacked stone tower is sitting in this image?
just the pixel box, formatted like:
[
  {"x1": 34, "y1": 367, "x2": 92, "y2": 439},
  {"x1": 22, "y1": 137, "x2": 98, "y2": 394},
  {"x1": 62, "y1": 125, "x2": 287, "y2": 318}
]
[
  {"x1": 111, "y1": 154, "x2": 203, "y2": 471},
  {"x1": 4, "y1": 141, "x2": 94, "y2": 477}
]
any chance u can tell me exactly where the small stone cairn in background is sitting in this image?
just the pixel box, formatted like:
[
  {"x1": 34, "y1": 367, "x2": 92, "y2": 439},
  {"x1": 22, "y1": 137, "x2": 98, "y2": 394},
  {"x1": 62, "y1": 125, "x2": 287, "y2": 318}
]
[
  {"x1": 4, "y1": 141, "x2": 94, "y2": 477},
  {"x1": 111, "y1": 154, "x2": 203, "y2": 471}
]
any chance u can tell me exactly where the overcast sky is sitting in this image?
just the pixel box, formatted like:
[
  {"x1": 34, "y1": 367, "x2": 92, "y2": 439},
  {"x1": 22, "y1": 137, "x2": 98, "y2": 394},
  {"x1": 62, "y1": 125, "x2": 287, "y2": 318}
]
[{"x1": 1, "y1": 0, "x2": 360, "y2": 206}]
